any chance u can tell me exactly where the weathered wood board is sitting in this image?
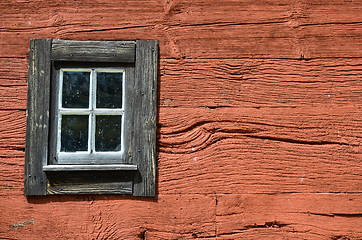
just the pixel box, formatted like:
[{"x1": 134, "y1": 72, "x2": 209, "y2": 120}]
[
  {"x1": 216, "y1": 194, "x2": 362, "y2": 239},
  {"x1": 0, "y1": 0, "x2": 361, "y2": 238},
  {"x1": 1, "y1": 58, "x2": 362, "y2": 110},
  {"x1": 0, "y1": 0, "x2": 361, "y2": 59}
]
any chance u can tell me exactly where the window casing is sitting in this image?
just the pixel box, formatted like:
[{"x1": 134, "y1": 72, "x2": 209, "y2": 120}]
[{"x1": 25, "y1": 39, "x2": 158, "y2": 196}]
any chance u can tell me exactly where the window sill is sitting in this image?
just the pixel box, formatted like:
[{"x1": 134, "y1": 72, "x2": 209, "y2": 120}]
[{"x1": 43, "y1": 164, "x2": 138, "y2": 172}]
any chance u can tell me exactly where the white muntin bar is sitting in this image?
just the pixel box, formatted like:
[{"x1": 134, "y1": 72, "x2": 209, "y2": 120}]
[{"x1": 90, "y1": 69, "x2": 96, "y2": 153}]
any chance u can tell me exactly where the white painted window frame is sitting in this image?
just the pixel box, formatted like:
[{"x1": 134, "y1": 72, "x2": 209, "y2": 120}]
[{"x1": 57, "y1": 68, "x2": 126, "y2": 164}]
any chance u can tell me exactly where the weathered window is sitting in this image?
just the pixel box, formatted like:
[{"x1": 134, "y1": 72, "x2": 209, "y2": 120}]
[
  {"x1": 54, "y1": 68, "x2": 125, "y2": 164},
  {"x1": 25, "y1": 39, "x2": 158, "y2": 196}
]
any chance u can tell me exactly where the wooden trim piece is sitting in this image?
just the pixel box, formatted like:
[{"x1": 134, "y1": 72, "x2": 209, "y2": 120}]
[
  {"x1": 47, "y1": 182, "x2": 133, "y2": 195},
  {"x1": 46, "y1": 171, "x2": 134, "y2": 195},
  {"x1": 132, "y1": 40, "x2": 158, "y2": 197},
  {"x1": 43, "y1": 164, "x2": 138, "y2": 172},
  {"x1": 24, "y1": 39, "x2": 52, "y2": 196},
  {"x1": 51, "y1": 40, "x2": 136, "y2": 63}
]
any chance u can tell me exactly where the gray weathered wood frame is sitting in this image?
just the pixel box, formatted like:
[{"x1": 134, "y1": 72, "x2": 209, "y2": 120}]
[
  {"x1": 24, "y1": 39, "x2": 52, "y2": 196},
  {"x1": 25, "y1": 39, "x2": 158, "y2": 196}
]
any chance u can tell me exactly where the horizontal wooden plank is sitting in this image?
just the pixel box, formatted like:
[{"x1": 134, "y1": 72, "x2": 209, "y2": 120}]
[
  {"x1": 0, "y1": 1, "x2": 361, "y2": 59},
  {"x1": 156, "y1": 106, "x2": 361, "y2": 194},
  {"x1": 0, "y1": 194, "x2": 216, "y2": 239},
  {"x1": 2, "y1": 104, "x2": 361, "y2": 152},
  {"x1": 1, "y1": 58, "x2": 361, "y2": 109},
  {"x1": 0, "y1": 57, "x2": 27, "y2": 110},
  {"x1": 46, "y1": 170, "x2": 135, "y2": 195},
  {"x1": 162, "y1": 0, "x2": 362, "y2": 26},
  {"x1": 158, "y1": 142, "x2": 361, "y2": 194},
  {"x1": 0, "y1": 191, "x2": 360, "y2": 239},
  {"x1": 165, "y1": 23, "x2": 362, "y2": 59},
  {"x1": 0, "y1": 111, "x2": 25, "y2": 150},
  {"x1": 216, "y1": 194, "x2": 362, "y2": 239},
  {"x1": 158, "y1": 106, "x2": 362, "y2": 148},
  {"x1": 2, "y1": 0, "x2": 360, "y2": 28},
  {"x1": 159, "y1": 58, "x2": 362, "y2": 108},
  {"x1": 0, "y1": 156, "x2": 24, "y2": 196},
  {"x1": 51, "y1": 40, "x2": 135, "y2": 62},
  {"x1": 47, "y1": 182, "x2": 133, "y2": 195},
  {"x1": 1, "y1": 24, "x2": 360, "y2": 59}
]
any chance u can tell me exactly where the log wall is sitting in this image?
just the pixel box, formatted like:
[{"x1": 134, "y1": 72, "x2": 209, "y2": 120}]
[{"x1": 0, "y1": 0, "x2": 361, "y2": 239}]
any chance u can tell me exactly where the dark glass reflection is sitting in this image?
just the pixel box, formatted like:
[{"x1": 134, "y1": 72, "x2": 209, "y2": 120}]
[
  {"x1": 62, "y1": 71, "x2": 90, "y2": 108},
  {"x1": 96, "y1": 72, "x2": 123, "y2": 108},
  {"x1": 95, "y1": 115, "x2": 121, "y2": 151},
  {"x1": 61, "y1": 115, "x2": 89, "y2": 152}
]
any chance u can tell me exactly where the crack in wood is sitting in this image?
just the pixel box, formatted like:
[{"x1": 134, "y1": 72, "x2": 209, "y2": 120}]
[
  {"x1": 72, "y1": 24, "x2": 155, "y2": 33},
  {"x1": 307, "y1": 212, "x2": 362, "y2": 218},
  {"x1": 138, "y1": 229, "x2": 147, "y2": 240},
  {"x1": 331, "y1": 235, "x2": 352, "y2": 240},
  {"x1": 199, "y1": 105, "x2": 230, "y2": 109},
  {"x1": 215, "y1": 221, "x2": 290, "y2": 237},
  {"x1": 298, "y1": 21, "x2": 362, "y2": 28},
  {"x1": 243, "y1": 221, "x2": 289, "y2": 230},
  {"x1": 167, "y1": 19, "x2": 291, "y2": 28},
  {"x1": 243, "y1": 134, "x2": 350, "y2": 146}
]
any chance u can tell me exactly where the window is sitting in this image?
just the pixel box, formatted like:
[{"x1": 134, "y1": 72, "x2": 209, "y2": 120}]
[
  {"x1": 54, "y1": 68, "x2": 125, "y2": 164},
  {"x1": 25, "y1": 39, "x2": 158, "y2": 196}
]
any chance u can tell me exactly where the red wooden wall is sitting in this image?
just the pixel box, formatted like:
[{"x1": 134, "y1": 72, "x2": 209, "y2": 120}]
[{"x1": 0, "y1": 0, "x2": 361, "y2": 239}]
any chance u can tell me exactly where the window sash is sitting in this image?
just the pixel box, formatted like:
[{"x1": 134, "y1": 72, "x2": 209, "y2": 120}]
[{"x1": 57, "y1": 68, "x2": 125, "y2": 164}]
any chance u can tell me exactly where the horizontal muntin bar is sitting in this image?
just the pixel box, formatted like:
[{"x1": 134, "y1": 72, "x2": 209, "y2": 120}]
[{"x1": 59, "y1": 108, "x2": 124, "y2": 115}]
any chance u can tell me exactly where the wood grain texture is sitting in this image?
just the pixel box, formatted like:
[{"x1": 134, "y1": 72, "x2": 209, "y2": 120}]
[
  {"x1": 216, "y1": 194, "x2": 362, "y2": 239},
  {"x1": 132, "y1": 40, "x2": 158, "y2": 196},
  {"x1": 1, "y1": 58, "x2": 361, "y2": 110},
  {"x1": 46, "y1": 171, "x2": 135, "y2": 195},
  {"x1": 159, "y1": 58, "x2": 362, "y2": 108},
  {"x1": 2, "y1": 106, "x2": 360, "y2": 195},
  {"x1": 0, "y1": 111, "x2": 25, "y2": 150},
  {"x1": 51, "y1": 40, "x2": 135, "y2": 62},
  {"x1": 0, "y1": 0, "x2": 361, "y2": 59},
  {"x1": 0, "y1": 0, "x2": 361, "y2": 238},
  {"x1": 0, "y1": 195, "x2": 216, "y2": 239},
  {"x1": 157, "y1": 107, "x2": 361, "y2": 194},
  {"x1": 24, "y1": 39, "x2": 51, "y2": 196}
]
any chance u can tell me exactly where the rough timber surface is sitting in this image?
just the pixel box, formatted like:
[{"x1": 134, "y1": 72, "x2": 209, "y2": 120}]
[
  {"x1": 1, "y1": 58, "x2": 362, "y2": 110},
  {"x1": 0, "y1": 0, "x2": 361, "y2": 239}
]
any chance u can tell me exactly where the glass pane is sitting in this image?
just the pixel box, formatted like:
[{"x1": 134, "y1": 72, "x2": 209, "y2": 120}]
[
  {"x1": 61, "y1": 115, "x2": 89, "y2": 152},
  {"x1": 96, "y1": 72, "x2": 123, "y2": 108},
  {"x1": 62, "y1": 71, "x2": 90, "y2": 108},
  {"x1": 95, "y1": 115, "x2": 122, "y2": 151}
]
